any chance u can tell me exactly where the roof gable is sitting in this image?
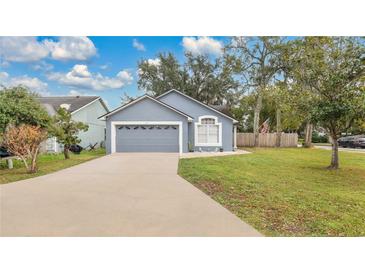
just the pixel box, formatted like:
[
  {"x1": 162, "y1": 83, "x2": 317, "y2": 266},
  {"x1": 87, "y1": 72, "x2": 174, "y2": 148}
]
[
  {"x1": 157, "y1": 89, "x2": 238, "y2": 123},
  {"x1": 38, "y1": 96, "x2": 108, "y2": 114},
  {"x1": 98, "y1": 94, "x2": 193, "y2": 120}
]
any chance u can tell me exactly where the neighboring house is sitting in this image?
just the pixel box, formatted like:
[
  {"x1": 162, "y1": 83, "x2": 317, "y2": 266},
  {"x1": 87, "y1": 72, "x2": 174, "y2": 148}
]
[
  {"x1": 38, "y1": 96, "x2": 109, "y2": 153},
  {"x1": 100, "y1": 89, "x2": 238, "y2": 154}
]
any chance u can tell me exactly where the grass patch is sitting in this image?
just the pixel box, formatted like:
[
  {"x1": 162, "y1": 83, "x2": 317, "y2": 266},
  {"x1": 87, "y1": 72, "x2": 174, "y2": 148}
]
[
  {"x1": 0, "y1": 149, "x2": 105, "y2": 184},
  {"x1": 178, "y1": 148, "x2": 365, "y2": 236}
]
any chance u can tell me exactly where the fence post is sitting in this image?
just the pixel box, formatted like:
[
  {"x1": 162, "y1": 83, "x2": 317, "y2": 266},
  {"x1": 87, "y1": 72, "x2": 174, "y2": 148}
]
[{"x1": 7, "y1": 159, "x2": 14, "y2": 169}]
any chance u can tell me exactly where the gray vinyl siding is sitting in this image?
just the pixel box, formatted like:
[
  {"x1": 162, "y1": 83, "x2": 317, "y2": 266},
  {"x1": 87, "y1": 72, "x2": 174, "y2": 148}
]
[
  {"x1": 105, "y1": 97, "x2": 189, "y2": 154},
  {"x1": 42, "y1": 99, "x2": 107, "y2": 153},
  {"x1": 159, "y1": 91, "x2": 234, "y2": 152},
  {"x1": 72, "y1": 99, "x2": 108, "y2": 148}
]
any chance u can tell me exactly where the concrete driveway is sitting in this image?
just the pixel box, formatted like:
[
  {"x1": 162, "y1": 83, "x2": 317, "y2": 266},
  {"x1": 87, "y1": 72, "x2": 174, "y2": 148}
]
[{"x1": 0, "y1": 153, "x2": 261, "y2": 236}]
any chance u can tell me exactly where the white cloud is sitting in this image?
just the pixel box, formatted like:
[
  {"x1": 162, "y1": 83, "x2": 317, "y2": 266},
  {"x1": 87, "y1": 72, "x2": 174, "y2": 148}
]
[
  {"x1": 116, "y1": 70, "x2": 133, "y2": 82},
  {"x1": 0, "y1": 71, "x2": 9, "y2": 80},
  {"x1": 0, "y1": 71, "x2": 50, "y2": 95},
  {"x1": 137, "y1": 58, "x2": 161, "y2": 76},
  {"x1": 100, "y1": 64, "x2": 109, "y2": 70},
  {"x1": 147, "y1": 58, "x2": 161, "y2": 66},
  {"x1": 69, "y1": 89, "x2": 83, "y2": 96},
  {"x1": 31, "y1": 61, "x2": 54, "y2": 72},
  {"x1": 10, "y1": 76, "x2": 49, "y2": 94},
  {"x1": 132, "y1": 39, "x2": 146, "y2": 51},
  {"x1": 48, "y1": 64, "x2": 133, "y2": 91},
  {"x1": 0, "y1": 36, "x2": 97, "y2": 63},
  {"x1": 70, "y1": 64, "x2": 92, "y2": 78},
  {"x1": 0, "y1": 60, "x2": 10, "y2": 68},
  {"x1": 182, "y1": 36, "x2": 223, "y2": 56},
  {"x1": 45, "y1": 37, "x2": 97, "y2": 61},
  {"x1": 0, "y1": 37, "x2": 49, "y2": 62},
  {"x1": 68, "y1": 89, "x2": 96, "y2": 96}
]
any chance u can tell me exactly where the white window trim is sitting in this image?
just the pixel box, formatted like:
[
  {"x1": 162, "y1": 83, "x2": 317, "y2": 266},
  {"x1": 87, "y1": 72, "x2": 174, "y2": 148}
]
[
  {"x1": 110, "y1": 121, "x2": 183, "y2": 155},
  {"x1": 197, "y1": 115, "x2": 218, "y2": 123},
  {"x1": 194, "y1": 116, "x2": 222, "y2": 147}
]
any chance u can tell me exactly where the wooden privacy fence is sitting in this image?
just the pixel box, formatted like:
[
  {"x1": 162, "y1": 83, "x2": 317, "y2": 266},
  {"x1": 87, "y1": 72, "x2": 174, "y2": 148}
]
[{"x1": 236, "y1": 133, "x2": 298, "y2": 147}]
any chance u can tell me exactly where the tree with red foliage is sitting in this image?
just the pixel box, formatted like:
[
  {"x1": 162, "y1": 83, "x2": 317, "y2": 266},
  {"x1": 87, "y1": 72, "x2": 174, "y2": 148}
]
[{"x1": 3, "y1": 124, "x2": 48, "y2": 173}]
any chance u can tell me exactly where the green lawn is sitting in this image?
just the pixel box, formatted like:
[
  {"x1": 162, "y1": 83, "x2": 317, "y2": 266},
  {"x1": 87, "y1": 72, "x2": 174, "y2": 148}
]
[
  {"x1": 178, "y1": 148, "x2": 365, "y2": 236},
  {"x1": 0, "y1": 149, "x2": 105, "y2": 184}
]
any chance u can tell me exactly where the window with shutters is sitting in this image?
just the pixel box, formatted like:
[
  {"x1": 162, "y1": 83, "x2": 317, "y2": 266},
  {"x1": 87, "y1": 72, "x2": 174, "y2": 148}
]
[{"x1": 194, "y1": 116, "x2": 222, "y2": 146}]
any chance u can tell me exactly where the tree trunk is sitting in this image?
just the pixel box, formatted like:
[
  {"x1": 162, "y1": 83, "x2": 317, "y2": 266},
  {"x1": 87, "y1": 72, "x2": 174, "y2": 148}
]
[
  {"x1": 64, "y1": 146, "x2": 70, "y2": 159},
  {"x1": 20, "y1": 156, "x2": 29, "y2": 171},
  {"x1": 28, "y1": 160, "x2": 38, "y2": 173},
  {"x1": 29, "y1": 147, "x2": 39, "y2": 173},
  {"x1": 328, "y1": 136, "x2": 339, "y2": 169},
  {"x1": 253, "y1": 93, "x2": 263, "y2": 146},
  {"x1": 303, "y1": 122, "x2": 313, "y2": 148},
  {"x1": 276, "y1": 108, "x2": 282, "y2": 147}
]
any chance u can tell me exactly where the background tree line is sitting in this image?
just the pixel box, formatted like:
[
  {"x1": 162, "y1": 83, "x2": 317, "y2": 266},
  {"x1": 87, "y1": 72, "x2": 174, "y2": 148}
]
[{"x1": 137, "y1": 36, "x2": 365, "y2": 169}]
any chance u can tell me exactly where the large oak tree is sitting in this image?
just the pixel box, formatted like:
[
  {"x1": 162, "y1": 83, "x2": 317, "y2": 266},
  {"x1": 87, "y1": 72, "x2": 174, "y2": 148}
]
[
  {"x1": 291, "y1": 37, "x2": 365, "y2": 169},
  {"x1": 225, "y1": 37, "x2": 284, "y2": 145},
  {"x1": 137, "y1": 52, "x2": 238, "y2": 106}
]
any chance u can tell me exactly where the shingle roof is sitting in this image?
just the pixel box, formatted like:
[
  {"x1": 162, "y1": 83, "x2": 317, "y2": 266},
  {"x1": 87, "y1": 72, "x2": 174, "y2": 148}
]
[
  {"x1": 38, "y1": 96, "x2": 101, "y2": 114},
  {"x1": 209, "y1": 104, "x2": 233, "y2": 117},
  {"x1": 157, "y1": 89, "x2": 238, "y2": 123},
  {"x1": 98, "y1": 94, "x2": 193, "y2": 120}
]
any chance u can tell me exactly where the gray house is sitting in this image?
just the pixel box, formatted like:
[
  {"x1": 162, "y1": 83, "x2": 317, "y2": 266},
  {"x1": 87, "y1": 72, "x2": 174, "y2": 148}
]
[
  {"x1": 100, "y1": 89, "x2": 238, "y2": 154},
  {"x1": 39, "y1": 96, "x2": 109, "y2": 152}
]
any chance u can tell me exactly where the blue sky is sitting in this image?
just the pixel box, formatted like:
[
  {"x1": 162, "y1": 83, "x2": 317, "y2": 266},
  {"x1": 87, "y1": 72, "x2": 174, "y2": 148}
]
[{"x1": 0, "y1": 36, "x2": 228, "y2": 109}]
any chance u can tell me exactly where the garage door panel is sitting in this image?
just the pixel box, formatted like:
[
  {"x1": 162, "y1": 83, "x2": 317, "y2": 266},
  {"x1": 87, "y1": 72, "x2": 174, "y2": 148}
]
[
  {"x1": 116, "y1": 125, "x2": 179, "y2": 152},
  {"x1": 116, "y1": 144, "x2": 178, "y2": 152}
]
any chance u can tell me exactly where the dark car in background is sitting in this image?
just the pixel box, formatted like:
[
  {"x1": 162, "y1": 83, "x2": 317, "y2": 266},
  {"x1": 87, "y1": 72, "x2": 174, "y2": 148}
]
[
  {"x1": 338, "y1": 136, "x2": 355, "y2": 147},
  {"x1": 0, "y1": 146, "x2": 12, "y2": 158},
  {"x1": 338, "y1": 135, "x2": 365, "y2": 148},
  {"x1": 353, "y1": 136, "x2": 365, "y2": 148}
]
